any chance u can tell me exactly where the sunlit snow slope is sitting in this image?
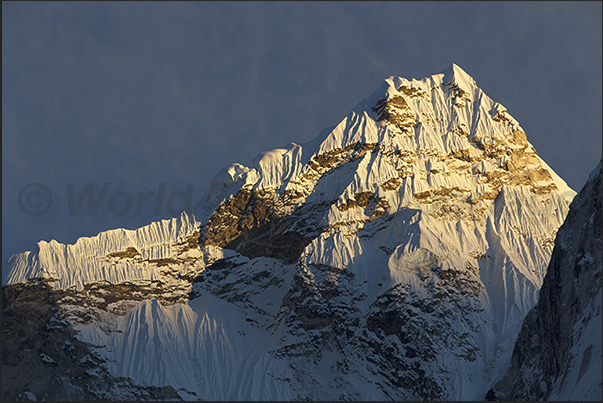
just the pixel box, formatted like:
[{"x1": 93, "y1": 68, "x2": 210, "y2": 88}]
[{"x1": 3, "y1": 64, "x2": 577, "y2": 400}]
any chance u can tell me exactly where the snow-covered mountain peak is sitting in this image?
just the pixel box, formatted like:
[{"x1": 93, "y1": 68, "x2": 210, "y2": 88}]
[
  {"x1": 441, "y1": 62, "x2": 478, "y2": 89},
  {"x1": 198, "y1": 63, "x2": 574, "y2": 220},
  {"x1": 3, "y1": 65, "x2": 581, "y2": 401}
]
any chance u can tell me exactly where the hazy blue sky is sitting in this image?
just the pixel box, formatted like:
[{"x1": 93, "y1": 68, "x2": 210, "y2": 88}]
[{"x1": 3, "y1": 1, "x2": 601, "y2": 263}]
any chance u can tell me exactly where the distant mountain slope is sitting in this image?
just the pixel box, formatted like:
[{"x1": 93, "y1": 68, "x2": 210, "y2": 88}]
[{"x1": 488, "y1": 160, "x2": 602, "y2": 401}]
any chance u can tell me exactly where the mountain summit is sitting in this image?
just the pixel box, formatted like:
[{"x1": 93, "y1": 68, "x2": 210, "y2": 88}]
[{"x1": 3, "y1": 64, "x2": 577, "y2": 400}]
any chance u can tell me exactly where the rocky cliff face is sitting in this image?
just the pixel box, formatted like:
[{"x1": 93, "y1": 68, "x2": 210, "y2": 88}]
[
  {"x1": 2, "y1": 280, "x2": 186, "y2": 401},
  {"x1": 2, "y1": 64, "x2": 577, "y2": 400},
  {"x1": 488, "y1": 160, "x2": 602, "y2": 401}
]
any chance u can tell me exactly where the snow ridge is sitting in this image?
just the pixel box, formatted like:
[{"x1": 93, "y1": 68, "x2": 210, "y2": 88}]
[{"x1": 3, "y1": 211, "x2": 201, "y2": 290}]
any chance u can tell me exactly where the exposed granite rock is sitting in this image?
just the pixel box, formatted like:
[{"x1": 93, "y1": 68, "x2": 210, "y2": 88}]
[{"x1": 200, "y1": 186, "x2": 330, "y2": 264}]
